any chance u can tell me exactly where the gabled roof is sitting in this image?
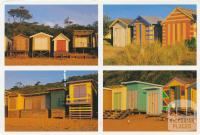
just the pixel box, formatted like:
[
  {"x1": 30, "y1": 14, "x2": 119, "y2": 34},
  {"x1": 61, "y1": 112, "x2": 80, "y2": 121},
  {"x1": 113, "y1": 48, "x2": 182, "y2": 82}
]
[
  {"x1": 188, "y1": 82, "x2": 197, "y2": 89},
  {"x1": 14, "y1": 34, "x2": 29, "y2": 38},
  {"x1": 177, "y1": 7, "x2": 196, "y2": 21},
  {"x1": 109, "y1": 18, "x2": 133, "y2": 28},
  {"x1": 164, "y1": 77, "x2": 196, "y2": 87},
  {"x1": 53, "y1": 33, "x2": 70, "y2": 41},
  {"x1": 162, "y1": 7, "x2": 196, "y2": 24},
  {"x1": 30, "y1": 32, "x2": 53, "y2": 38},
  {"x1": 131, "y1": 16, "x2": 162, "y2": 26},
  {"x1": 121, "y1": 80, "x2": 163, "y2": 87}
]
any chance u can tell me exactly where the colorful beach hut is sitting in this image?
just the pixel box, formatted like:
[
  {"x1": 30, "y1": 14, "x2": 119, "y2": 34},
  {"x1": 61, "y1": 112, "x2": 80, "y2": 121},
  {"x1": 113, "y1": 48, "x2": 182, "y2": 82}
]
[
  {"x1": 162, "y1": 7, "x2": 197, "y2": 46},
  {"x1": 53, "y1": 33, "x2": 70, "y2": 57},
  {"x1": 30, "y1": 32, "x2": 53, "y2": 57},
  {"x1": 7, "y1": 92, "x2": 24, "y2": 118},
  {"x1": 22, "y1": 92, "x2": 50, "y2": 118},
  {"x1": 122, "y1": 81, "x2": 163, "y2": 116},
  {"x1": 73, "y1": 30, "x2": 96, "y2": 53},
  {"x1": 110, "y1": 85, "x2": 127, "y2": 111},
  {"x1": 5, "y1": 36, "x2": 12, "y2": 55},
  {"x1": 163, "y1": 77, "x2": 196, "y2": 112},
  {"x1": 109, "y1": 18, "x2": 133, "y2": 47},
  {"x1": 48, "y1": 88, "x2": 66, "y2": 118},
  {"x1": 66, "y1": 79, "x2": 98, "y2": 119},
  {"x1": 187, "y1": 82, "x2": 197, "y2": 112},
  {"x1": 12, "y1": 34, "x2": 29, "y2": 56},
  {"x1": 131, "y1": 16, "x2": 162, "y2": 46},
  {"x1": 103, "y1": 87, "x2": 112, "y2": 111}
]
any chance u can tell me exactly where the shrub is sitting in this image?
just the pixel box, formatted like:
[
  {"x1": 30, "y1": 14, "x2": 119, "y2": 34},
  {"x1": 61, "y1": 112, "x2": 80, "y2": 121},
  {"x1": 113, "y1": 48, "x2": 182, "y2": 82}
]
[{"x1": 185, "y1": 37, "x2": 196, "y2": 51}]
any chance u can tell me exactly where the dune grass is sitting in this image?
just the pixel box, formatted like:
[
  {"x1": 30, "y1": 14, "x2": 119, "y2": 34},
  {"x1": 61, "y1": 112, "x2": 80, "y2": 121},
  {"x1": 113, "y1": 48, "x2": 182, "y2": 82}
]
[{"x1": 103, "y1": 41, "x2": 196, "y2": 65}]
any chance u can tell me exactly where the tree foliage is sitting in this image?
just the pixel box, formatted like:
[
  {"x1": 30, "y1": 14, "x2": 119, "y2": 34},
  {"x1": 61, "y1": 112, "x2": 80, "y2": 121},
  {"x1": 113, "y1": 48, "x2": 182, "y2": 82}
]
[
  {"x1": 103, "y1": 15, "x2": 112, "y2": 35},
  {"x1": 103, "y1": 71, "x2": 196, "y2": 86}
]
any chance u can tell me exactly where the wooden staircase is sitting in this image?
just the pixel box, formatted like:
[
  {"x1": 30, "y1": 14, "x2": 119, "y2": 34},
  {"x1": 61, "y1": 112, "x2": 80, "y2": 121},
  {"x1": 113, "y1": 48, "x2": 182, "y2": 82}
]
[
  {"x1": 69, "y1": 104, "x2": 92, "y2": 119},
  {"x1": 103, "y1": 110, "x2": 130, "y2": 119}
]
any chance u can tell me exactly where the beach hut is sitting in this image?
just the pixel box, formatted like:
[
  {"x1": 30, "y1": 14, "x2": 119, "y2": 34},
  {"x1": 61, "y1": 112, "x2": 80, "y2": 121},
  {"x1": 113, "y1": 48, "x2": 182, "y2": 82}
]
[
  {"x1": 131, "y1": 16, "x2": 162, "y2": 46},
  {"x1": 12, "y1": 34, "x2": 29, "y2": 56},
  {"x1": 163, "y1": 77, "x2": 196, "y2": 112},
  {"x1": 73, "y1": 30, "x2": 96, "y2": 53},
  {"x1": 109, "y1": 18, "x2": 133, "y2": 47},
  {"x1": 30, "y1": 32, "x2": 53, "y2": 57},
  {"x1": 21, "y1": 92, "x2": 50, "y2": 118},
  {"x1": 7, "y1": 92, "x2": 24, "y2": 118},
  {"x1": 53, "y1": 33, "x2": 70, "y2": 57},
  {"x1": 162, "y1": 7, "x2": 197, "y2": 46},
  {"x1": 5, "y1": 36, "x2": 12, "y2": 56},
  {"x1": 110, "y1": 85, "x2": 127, "y2": 111},
  {"x1": 48, "y1": 88, "x2": 66, "y2": 118},
  {"x1": 103, "y1": 87, "x2": 112, "y2": 111},
  {"x1": 188, "y1": 82, "x2": 196, "y2": 112},
  {"x1": 122, "y1": 81, "x2": 163, "y2": 115},
  {"x1": 66, "y1": 79, "x2": 98, "y2": 119}
]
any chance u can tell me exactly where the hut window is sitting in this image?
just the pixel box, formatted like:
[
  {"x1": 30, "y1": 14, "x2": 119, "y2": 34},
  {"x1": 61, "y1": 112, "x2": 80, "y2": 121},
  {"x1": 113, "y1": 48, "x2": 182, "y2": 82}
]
[{"x1": 74, "y1": 84, "x2": 87, "y2": 98}]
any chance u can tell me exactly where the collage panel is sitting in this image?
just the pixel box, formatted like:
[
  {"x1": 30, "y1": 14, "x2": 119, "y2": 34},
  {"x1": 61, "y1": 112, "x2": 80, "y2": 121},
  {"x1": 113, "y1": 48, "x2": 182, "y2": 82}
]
[
  {"x1": 103, "y1": 70, "x2": 197, "y2": 131},
  {"x1": 103, "y1": 4, "x2": 197, "y2": 65},
  {"x1": 5, "y1": 70, "x2": 98, "y2": 131},
  {"x1": 5, "y1": 4, "x2": 98, "y2": 66}
]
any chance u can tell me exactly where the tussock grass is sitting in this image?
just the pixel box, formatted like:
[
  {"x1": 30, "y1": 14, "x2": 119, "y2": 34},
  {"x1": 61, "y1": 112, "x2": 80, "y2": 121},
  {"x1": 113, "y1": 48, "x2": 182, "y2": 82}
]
[{"x1": 103, "y1": 41, "x2": 196, "y2": 65}]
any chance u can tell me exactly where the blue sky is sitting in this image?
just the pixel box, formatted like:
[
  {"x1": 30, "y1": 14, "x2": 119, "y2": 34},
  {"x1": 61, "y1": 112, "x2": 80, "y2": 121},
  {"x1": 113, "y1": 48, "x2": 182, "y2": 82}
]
[
  {"x1": 5, "y1": 70, "x2": 97, "y2": 89},
  {"x1": 104, "y1": 5, "x2": 196, "y2": 20},
  {"x1": 5, "y1": 5, "x2": 98, "y2": 27}
]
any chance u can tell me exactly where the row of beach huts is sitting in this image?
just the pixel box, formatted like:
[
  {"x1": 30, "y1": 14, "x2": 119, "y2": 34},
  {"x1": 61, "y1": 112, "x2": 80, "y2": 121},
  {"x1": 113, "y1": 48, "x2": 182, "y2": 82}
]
[
  {"x1": 5, "y1": 30, "x2": 98, "y2": 58},
  {"x1": 5, "y1": 79, "x2": 98, "y2": 119},
  {"x1": 106, "y1": 7, "x2": 196, "y2": 47},
  {"x1": 103, "y1": 77, "x2": 196, "y2": 119}
]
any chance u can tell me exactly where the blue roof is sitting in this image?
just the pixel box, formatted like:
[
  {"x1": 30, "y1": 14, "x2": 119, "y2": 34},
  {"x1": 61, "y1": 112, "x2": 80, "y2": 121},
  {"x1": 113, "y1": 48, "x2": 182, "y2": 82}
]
[{"x1": 131, "y1": 16, "x2": 163, "y2": 26}]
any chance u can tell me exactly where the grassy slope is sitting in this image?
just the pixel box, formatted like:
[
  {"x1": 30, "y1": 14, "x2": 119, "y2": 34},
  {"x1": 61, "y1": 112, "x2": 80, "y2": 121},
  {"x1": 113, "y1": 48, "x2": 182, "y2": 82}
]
[{"x1": 103, "y1": 41, "x2": 196, "y2": 65}]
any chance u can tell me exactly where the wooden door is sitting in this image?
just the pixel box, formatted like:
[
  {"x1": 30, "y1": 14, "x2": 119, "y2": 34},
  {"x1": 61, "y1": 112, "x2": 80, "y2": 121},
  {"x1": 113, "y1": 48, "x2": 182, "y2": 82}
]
[
  {"x1": 75, "y1": 37, "x2": 88, "y2": 47},
  {"x1": 114, "y1": 92, "x2": 121, "y2": 110},
  {"x1": 57, "y1": 40, "x2": 66, "y2": 52},
  {"x1": 113, "y1": 27, "x2": 126, "y2": 47},
  {"x1": 191, "y1": 89, "x2": 196, "y2": 111},
  {"x1": 34, "y1": 37, "x2": 48, "y2": 50},
  {"x1": 128, "y1": 91, "x2": 137, "y2": 110},
  {"x1": 147, "y1": 91, "x2": 160, "y2": 115}
]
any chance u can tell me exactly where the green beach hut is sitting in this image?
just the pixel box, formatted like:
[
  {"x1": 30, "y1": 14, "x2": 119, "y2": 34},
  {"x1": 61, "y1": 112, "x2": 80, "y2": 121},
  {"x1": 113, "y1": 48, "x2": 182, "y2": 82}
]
[
  {"x1": 121, "y1": 81, "x2": 163, "y2": 116},
  {"x1": 48, "y1": 88, "x2": 66, "y2": 118}
]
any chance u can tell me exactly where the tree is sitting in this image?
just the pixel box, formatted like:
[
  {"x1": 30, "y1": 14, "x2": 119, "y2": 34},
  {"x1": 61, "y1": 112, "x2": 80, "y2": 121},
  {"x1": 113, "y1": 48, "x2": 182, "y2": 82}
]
[
  {"x1": 103, "y1": 15, "x2": 112, "y2": 35},
  {"x1": 15, "y1": 82, "x2": 23, "y2": 88},
  {"x1": 64, "y1": 17, "x2": 73, "y2": 27},
  {"x1": 34, "y1": 81, "x2": 41, "y2": 86},
  {"x1": 8, "y1": 6, "x2": 32, "y2": 23}
]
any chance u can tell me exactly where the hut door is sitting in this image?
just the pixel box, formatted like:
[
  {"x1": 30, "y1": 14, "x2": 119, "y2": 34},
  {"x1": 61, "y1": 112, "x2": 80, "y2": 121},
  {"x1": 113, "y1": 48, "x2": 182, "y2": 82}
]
[
  {"x1": 57, "y1": 40, "x2": 66, "y2": 52},
  {"x1": 147, "y1": 91, "x2": 160, "y2": 115},
  {"x1": 114, "y1": 92, "x2": 121, "y2": 110},
  {"x1": 128, "y1": 91, "x2": 137, "y2": 110},
  {"x1": 113, "y1": 27, "x2": 125, "y2": 47},
  {"x1": 191, "y1": 89, "x2": 196, "y2": 111},
  {"x1": 35, "y1": 37, "x2": 48, "y2": 50}
]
